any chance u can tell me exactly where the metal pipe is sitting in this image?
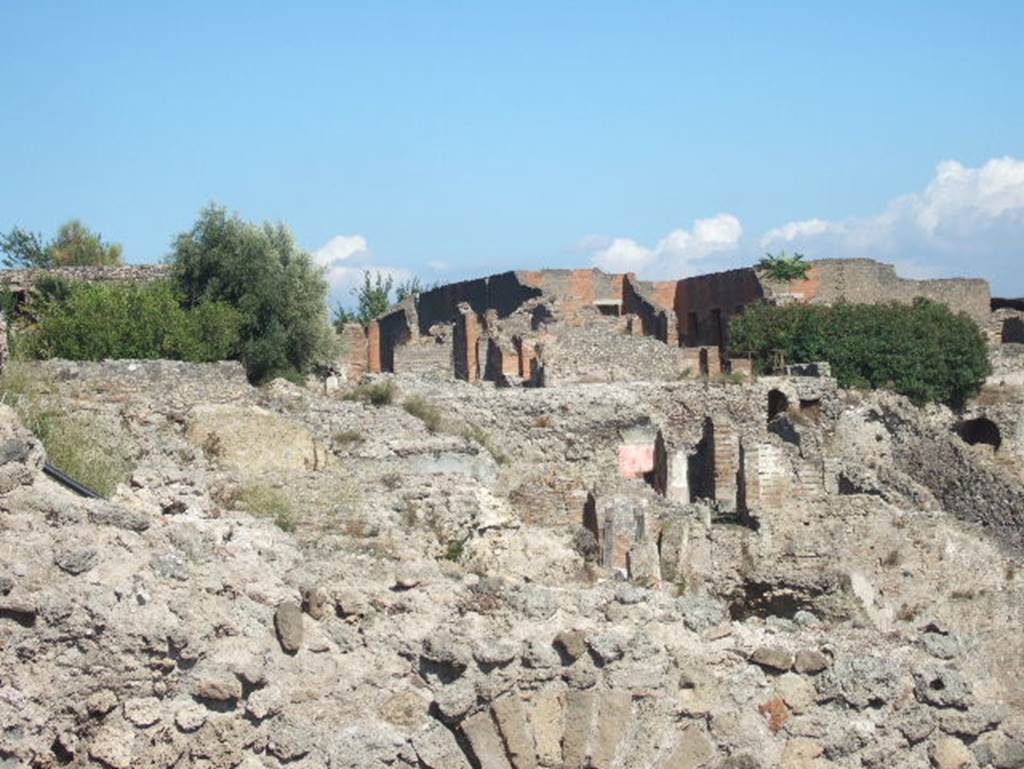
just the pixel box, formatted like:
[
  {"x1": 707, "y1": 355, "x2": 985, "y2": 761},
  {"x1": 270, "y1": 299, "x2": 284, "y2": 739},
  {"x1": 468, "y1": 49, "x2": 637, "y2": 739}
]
[{"x1": 42, "y1": 462, "x2": 101, "y2": 498}]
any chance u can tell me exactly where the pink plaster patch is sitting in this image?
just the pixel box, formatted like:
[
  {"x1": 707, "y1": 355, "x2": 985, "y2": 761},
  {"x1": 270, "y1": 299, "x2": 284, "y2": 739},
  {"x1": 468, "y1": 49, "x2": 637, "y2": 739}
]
[{"x1": 618, "y1": 444, "x2": 655, "y2": 479}]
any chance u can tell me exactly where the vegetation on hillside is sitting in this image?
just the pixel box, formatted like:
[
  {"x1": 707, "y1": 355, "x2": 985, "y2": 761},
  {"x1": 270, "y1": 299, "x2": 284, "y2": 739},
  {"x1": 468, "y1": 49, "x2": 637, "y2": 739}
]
[
  {"x1": 0, "y1": 361, "x2": 133, "y2": 496},
  {"x1": 0, "y1": 220, "x2": 123, "y2": 268},
  {"x1": 729, "y1": 298, "x2": 991, "y2": 407}
]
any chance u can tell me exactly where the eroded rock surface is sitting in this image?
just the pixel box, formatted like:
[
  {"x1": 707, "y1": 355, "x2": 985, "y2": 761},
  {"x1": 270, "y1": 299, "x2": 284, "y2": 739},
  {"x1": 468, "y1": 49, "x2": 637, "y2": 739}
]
[{"x1": 0, "y1": 356, "x2": 1022, "y2": 768}]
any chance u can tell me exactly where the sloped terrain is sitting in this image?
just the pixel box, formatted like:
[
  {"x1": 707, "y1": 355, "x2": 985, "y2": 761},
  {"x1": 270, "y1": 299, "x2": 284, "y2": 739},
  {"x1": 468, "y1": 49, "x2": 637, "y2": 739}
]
[{"x1": 1, "y1": 358, "x2": 1024, "y2": 768}]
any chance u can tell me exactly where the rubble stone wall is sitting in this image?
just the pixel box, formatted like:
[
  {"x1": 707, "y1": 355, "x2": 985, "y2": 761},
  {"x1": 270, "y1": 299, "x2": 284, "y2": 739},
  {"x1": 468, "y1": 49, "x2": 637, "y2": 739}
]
[
  {"x1": 0, "y1": 263, "x2": 172, "y2": 293},
  {"x1": 782, "y1": 258, "x2": 991, "y2": 326}
]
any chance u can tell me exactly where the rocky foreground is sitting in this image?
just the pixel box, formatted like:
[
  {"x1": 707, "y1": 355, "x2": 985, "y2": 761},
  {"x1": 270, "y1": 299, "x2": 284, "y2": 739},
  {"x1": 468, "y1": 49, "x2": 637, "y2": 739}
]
[{"x1": 1, "y1": 359, "x2": 1024, "y2": 769}]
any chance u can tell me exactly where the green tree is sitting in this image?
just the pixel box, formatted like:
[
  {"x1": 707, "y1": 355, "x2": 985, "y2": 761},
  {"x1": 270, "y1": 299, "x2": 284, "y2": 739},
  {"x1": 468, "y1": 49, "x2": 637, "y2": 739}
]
[
  {"x1": 169, "y1": 204, "x2": 335, "y2": 383},
  {"x1": 333, "y1": 270, "x2": 394, "y2": 331},
  {"x1": 756, "y1": 251, "x2": 810, "y2": 282},
  {"x1": 0, "y1": 220, "x2": 123, "y2": 268},
  {"x1": 729, "y1": 298, "x2": 991, "y2": 407},
  {"x1": 0, "y1": 227, "x2": 47, "y2": 268}
]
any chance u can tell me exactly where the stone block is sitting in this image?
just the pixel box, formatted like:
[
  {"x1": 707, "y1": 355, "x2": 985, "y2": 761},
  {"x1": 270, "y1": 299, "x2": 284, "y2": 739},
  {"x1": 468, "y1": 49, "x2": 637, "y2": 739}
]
[{"x1": 491, "y1": 695, "x2": 537, "y2": 769}]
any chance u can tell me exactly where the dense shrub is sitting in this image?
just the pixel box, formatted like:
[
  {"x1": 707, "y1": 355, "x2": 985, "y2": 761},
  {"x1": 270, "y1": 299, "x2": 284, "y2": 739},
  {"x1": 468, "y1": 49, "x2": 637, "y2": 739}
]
[
  {"x1": 21, "y1": 279, "x2": 242, "y2": 362},
  {"x1": 729, "y1": 299, "x2": 991, "y2": 407},
  {"x1": 342, "y1": 381, "x2": 396, "y2": 406},
  {"x1": 170, "y1": 204, "x2": 335, "y2": 383}
]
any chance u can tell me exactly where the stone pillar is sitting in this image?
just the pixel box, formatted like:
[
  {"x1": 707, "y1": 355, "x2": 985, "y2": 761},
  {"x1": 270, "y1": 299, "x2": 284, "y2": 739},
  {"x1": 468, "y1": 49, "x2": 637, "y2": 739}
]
[{"x1": 454, "y1": 304, "x2": 479, "y2": 382}]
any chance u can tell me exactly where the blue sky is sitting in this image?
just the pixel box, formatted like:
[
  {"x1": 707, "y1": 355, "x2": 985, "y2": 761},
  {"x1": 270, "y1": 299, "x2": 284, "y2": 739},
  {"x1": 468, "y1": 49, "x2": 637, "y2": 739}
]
[{"x1": 2, "y1": 2, "x2": 1023, "y2": 300}]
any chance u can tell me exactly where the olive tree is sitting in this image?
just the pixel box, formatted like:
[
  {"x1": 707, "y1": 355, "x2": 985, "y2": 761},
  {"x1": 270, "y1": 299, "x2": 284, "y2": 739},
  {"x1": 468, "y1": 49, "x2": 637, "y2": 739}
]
[{"x1": 169, "y1": 204, "x2": 335, "y2": 383}]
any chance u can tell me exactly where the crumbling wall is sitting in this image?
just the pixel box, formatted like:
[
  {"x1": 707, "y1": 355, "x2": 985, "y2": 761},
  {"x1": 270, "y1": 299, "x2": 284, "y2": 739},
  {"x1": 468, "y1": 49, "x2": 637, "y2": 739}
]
[
  {"x1": 672, "y1": 267, "x2": 765, "y2": 348},
  {"x1": 623, "y1": 275, "x2": 677, "y2": 344},
  {"x1": 536, "y1": 320, "x2": 688, "y2": 385},
  {"x1": 778, "y1": 259, "x2": 991, "y2": 327},
  {"x1": 413, "y1": 272, "x2": 542, "y2": 335},
  {"x1": 519, "y1": 268, "x2": 625, "y2": 321},
  {"x1": 337, "y1": 322, "x2": 368, "y2": 381}
]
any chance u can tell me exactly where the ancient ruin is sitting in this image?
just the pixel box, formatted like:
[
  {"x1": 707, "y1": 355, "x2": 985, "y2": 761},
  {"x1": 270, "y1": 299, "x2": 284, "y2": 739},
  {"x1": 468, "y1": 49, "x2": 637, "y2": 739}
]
[
  {"x1": 341, "y1": 258, "x2": 991, "y2": 385},
  {"x1": 0, "y1": 258, "x2": 1023, "y2": 769}
]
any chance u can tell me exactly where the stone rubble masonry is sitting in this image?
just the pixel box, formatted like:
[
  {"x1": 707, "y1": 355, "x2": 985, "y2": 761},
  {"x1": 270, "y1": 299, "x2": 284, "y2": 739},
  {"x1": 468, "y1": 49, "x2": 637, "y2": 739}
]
[{"x1": 0, "y1": 264, "x2": 171, "y2": 294}]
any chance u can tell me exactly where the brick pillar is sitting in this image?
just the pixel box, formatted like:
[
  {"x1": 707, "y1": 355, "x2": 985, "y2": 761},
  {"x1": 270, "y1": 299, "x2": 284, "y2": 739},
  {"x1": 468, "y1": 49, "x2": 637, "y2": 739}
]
[
  {"x1": 340, "y1": 322, "x2": 368, "y2": 382},
  {"x1": 711, "y1": 417, "x2": 740, "y2": 512},
  {"x1": 367, "y1": 320, "x2": 382, "y2": 374},
  {"x1": 705, "y1": 347, "x2": 722, "y2": 375},
  {"x1": 663, "y1": 310, "x2": 679, "y2": 347}
]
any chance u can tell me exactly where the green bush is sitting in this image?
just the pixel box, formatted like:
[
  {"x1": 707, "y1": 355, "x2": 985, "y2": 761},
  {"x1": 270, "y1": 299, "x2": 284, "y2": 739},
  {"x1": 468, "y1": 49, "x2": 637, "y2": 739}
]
[
  {"x1": 21, "y1": 279, "x2": 242, "y2": 362},
  {"x1": 170, "y1": 204, "x2": 336, "y2": 383},
  {"x1": 403, "y1": 395, "x2": 442, "y2": 432},
  {"x1": 342, "y1": 381, "x2": 395, "y2": 406},
  {"x1": 235, "y1": 484, "x2": 297, "y2": 532},
  {"x1": 729, "y1": 299, "x2": 991, "y2": 407}
]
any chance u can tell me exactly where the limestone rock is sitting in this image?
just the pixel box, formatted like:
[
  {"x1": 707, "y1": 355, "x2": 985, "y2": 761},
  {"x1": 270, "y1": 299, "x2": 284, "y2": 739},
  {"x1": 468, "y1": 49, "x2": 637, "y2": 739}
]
[
  {"x1": 751, "y1": 645, "x2": 794, "y2": 672},
  {"x1": 275, "y1": 600, "x2": 304, "y2": 654},
  {"x1": 930, "y1": 735, "x2": 972, "y2": 769}
]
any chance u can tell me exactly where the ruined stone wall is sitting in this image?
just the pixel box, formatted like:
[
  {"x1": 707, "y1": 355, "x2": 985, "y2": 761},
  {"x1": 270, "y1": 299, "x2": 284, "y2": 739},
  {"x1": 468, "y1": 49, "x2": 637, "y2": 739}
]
[
  {"x1": 671, "y1": 268, "x2": 766, "y2": 348},
  {"x1": 519, "y1": 268, "x2": 627, "y2": 321},
  {"x1": 337, "y1": 323, "x2": 368, "y2": 382},
  {"x1": 0, "y1": 263, "x2": 171, "y2": 293},
  {"x1": 393, "y1": 336, "x2": 453, "y2": 379},
  {"x1": 779, "y1": 259, "x2": 991, "y2": 326},
  {"x1": 365, "y1": 260, "x2": 994, "y2": 377},
  {"x1": 623, "y1": 275, "x2": 676, "y2": 344},
  {"x1": 412, "y1": 272, "x2": 542, "y2": 335}
]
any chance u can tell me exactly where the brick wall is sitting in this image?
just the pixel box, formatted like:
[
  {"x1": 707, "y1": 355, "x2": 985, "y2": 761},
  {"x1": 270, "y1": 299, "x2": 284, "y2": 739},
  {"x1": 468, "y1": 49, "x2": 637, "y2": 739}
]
[{"x1": 338, "y1": 323, "x2": 368, "y2": 381}]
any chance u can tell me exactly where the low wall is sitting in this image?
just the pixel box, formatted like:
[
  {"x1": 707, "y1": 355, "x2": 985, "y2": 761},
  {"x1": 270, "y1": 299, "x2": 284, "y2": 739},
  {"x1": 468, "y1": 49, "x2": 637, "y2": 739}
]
[{"x1": 0, "y1": 264, "x2": 171, "y2": 292}]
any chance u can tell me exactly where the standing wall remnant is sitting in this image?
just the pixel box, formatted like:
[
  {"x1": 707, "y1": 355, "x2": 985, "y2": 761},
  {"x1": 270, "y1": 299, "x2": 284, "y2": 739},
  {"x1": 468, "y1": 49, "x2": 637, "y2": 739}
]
[{"x1": 454, "y1": 304, "x2": 480, "y2": 382}]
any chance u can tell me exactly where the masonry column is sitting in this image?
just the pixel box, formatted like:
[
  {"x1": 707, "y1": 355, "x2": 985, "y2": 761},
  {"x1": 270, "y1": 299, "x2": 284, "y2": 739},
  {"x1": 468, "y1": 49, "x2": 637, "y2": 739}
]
[
  {"x1": 453, "y1": 303, "x2": 479, "y2": 382},
  {"x1": 367, "y1": 320, "x2": 382, "y2": 374}
]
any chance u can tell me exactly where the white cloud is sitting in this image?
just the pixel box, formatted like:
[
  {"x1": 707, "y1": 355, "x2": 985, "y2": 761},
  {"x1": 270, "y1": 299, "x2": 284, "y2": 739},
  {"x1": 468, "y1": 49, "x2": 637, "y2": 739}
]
[
  {"x1": 581, "y1": 157, "x2": 1024, "y2": 293},
  {"x1": 587, "y1": 213, "x2": 743, "y2": 277},
  {"x1": 761, "y1": 156, "x2": 1024, "y2": 292},
  {"x1": 314, "y1": 234, "x2": 369, "y2": 265},
  {"x1": 311, "y1": 234, "x2": 412, "y2": 305}
]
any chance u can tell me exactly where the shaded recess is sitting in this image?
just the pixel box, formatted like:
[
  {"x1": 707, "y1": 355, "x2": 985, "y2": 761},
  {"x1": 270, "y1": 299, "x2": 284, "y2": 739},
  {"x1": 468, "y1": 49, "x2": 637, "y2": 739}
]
[{"x1": 956, "y1": 417, "x2": 1001, "y2": 451}]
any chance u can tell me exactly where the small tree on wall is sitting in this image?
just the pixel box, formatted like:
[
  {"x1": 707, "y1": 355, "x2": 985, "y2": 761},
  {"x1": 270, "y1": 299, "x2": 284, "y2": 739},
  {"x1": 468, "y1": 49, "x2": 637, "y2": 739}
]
[
  {"x1": 757, "y1": 251, "x2": 810, "y2": 282},
  {"x1": 0, "y1": 220, "x2": 123, "y2": 268}
]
